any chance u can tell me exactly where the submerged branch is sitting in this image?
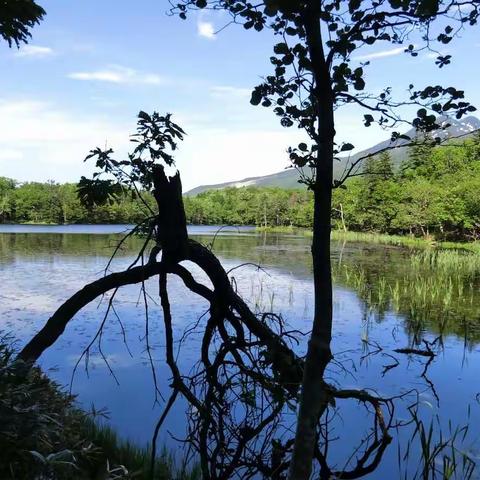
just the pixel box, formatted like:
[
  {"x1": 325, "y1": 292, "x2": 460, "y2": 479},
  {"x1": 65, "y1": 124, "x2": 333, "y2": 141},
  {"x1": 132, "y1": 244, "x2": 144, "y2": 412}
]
[
  {"x1": 17, "y1": 161, "x2": 403, "y2": 479},
  {"x1": 17, "y1": 261, "x2": 167, "y2": 364}
]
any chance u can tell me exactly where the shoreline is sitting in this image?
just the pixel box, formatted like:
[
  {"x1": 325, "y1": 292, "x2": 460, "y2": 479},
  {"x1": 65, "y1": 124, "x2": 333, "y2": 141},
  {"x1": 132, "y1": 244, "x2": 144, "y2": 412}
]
[
  {"x1": 1, "y1": 222, "x2": 479, "y2": 252},
  {"x1": 256, "y1": 226, "x2": 480, "y2": 252},
  {"x1": 0, "y1": 337, "x2": 198, "y2": 479}
]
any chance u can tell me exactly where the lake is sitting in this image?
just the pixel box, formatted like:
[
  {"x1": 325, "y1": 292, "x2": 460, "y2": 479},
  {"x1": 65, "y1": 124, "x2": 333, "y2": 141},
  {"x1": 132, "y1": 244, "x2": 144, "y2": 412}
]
[{"x1": 1, "y1": 225, "x2": 479, "y2": 478}]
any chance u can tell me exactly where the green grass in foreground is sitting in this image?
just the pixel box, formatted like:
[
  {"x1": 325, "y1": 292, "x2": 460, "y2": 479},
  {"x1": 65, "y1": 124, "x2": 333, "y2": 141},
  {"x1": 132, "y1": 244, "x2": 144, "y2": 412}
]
[
  {"x1": 81, "y1": 418, "x2": 200, "y2": 480},
  {"x1": 0, "y1": 335, "x2": 199, "y2": 480}
]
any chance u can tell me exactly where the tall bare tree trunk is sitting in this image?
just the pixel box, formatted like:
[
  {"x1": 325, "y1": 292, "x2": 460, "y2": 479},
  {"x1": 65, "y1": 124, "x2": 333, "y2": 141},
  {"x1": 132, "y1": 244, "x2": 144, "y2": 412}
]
[
  {"x1": 340, "y1": 203, "x2": 347, "y2": 232},
  {"x1": 288, "y1": 2, "x2": 335, "y2": 479}
]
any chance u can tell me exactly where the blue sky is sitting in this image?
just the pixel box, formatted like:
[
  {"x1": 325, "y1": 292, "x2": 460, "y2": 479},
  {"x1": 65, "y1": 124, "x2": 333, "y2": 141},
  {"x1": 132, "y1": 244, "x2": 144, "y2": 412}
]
[{"x1": 0, "y1": 1, "x2": 479, "y2": 191}]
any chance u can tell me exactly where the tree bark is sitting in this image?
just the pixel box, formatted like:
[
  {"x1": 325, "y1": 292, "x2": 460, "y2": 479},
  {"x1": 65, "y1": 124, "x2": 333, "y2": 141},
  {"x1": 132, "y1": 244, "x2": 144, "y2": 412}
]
[
  {"x1": 152, "y1": 164, "x2": 188, "y2": 260},
  {"x1": 288, "y1": 2, "x2": 335, "y2": 478},
  {"x1": 340, "y1": 203, "x2": 347, "y2": 232}
]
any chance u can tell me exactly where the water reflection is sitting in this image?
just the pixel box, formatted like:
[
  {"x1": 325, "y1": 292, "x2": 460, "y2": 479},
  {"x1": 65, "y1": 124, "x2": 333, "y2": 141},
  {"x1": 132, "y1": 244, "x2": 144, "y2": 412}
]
[{"x1": 1, "y1": 227, "x2": 479, "y2": 478}]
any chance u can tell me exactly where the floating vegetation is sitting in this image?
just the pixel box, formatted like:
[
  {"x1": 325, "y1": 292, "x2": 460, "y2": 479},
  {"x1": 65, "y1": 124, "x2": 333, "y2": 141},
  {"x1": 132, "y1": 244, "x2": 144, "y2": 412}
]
[
  {"x1": 332, "y1": 230, "x2": 435, "y2": 248},
  {"x1": 332, "y1": 230, "x2": 480, "y2": 253},
  {"x1": 412, "y1": 249, "x2": 480, "y2": 279}
]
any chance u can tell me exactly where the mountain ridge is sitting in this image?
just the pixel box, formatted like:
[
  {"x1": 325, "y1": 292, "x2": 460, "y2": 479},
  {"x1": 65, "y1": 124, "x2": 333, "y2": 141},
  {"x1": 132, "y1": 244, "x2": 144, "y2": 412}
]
[{"x1": 185, "y1": 116, "x2": 480, "y2": 196}]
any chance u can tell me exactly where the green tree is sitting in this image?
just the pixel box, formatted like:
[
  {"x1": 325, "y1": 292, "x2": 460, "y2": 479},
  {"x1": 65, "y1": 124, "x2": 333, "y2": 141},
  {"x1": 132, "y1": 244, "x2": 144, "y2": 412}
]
[
  {"x1": 401, "y1": 179, "x2": 446, "y2": 235},
  {"x1": 56, "y1": 184, "x2": 86, "y2": 224},
  {"x1": 402, "y1": 135, "x2": 436, "y2": 178},
  {"x1": 12, "y1": 181, "x2": 61, "y2": 223},
  {"x1": 359, "y1": 152, "x2": 399, "y2": 231},
  {"x1": 0, "y1": 177, "x2": 16, "y2": 222},
  {"x1": 466, "y1": 129, "x2": 480, "y2": 162}
]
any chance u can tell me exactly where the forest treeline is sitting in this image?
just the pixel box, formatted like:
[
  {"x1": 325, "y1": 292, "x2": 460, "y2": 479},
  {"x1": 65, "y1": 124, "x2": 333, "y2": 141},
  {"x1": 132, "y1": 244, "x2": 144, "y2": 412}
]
[
  {"x1": 0, "y1": 178, "x2": 152, "y2": 224},
  {"x1": 1, "y1": 134, "x2": 480, "y2": 239},
  {"x1": 185, "y1": 134, "x2": 480, "y2": 239},
  {"x1": 185, "y1": 135, "x2": 480, "y2": 238}
]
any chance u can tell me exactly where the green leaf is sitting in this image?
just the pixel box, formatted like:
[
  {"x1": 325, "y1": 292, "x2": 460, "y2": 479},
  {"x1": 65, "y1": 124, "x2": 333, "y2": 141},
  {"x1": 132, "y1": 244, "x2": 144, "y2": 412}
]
[
  {"x1": 417, "y1": 108, "x2": 427, "y2": 118},
  {"x1": 29, "y1": 451, "x2": 47, "y2": 464},
  {"x1": 273, "y1": 42, "x2": 289, "y2": 55},
  {"x1": 264, "y1": 4, "x2": 277, "y2": 17},
  {"x1": 354, "y1": 78, "x2": 365, "y2": 91},
  {"x1": 138, "y1": 111, "x2": 150, "y2": 121}
]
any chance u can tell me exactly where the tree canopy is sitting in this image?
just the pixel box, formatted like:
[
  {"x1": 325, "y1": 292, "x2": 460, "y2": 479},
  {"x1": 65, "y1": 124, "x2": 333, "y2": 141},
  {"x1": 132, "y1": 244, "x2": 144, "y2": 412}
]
[
  {"x1": 0, "y1": 0, "x2": 45, "y2": 47},
  {"x1": 2, "y1": 129, "x2": 480, "y2": 241}
]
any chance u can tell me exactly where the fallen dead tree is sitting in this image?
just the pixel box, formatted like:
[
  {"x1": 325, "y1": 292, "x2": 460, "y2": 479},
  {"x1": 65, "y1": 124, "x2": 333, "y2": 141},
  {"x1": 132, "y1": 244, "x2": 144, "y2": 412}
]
[{"x1": 17, "y1": 112, "x2": 397, "y2": 480}]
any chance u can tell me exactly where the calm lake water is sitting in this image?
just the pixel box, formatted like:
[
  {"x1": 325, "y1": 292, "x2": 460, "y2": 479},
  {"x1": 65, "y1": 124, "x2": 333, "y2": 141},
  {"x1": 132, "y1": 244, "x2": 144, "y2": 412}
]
[{"x1": 1, "y1": 225, "x2": 479, "y2": 478}]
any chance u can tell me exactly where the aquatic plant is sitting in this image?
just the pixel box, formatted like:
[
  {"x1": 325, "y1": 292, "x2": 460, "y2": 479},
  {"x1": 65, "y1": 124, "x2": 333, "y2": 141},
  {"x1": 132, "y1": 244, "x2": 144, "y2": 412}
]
[
  {"x1": 399, "y1": 405, "x2": 476, "y2": 480},
  {"x1": 333, "y1": 245, "x2": 480, "y2": 345}
]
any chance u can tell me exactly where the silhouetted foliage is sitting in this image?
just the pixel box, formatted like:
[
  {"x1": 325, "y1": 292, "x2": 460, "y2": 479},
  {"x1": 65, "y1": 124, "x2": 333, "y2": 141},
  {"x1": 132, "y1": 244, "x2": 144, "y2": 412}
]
[
  {"x1": 173, "y1": 0, "x2": 480, "y2": 477},
  {"x1": 0, "y1": 0, "x2": 45, "y2": 47},
  {"x1": 19, "y1": 112, "x2": 404, "y2": 480}
]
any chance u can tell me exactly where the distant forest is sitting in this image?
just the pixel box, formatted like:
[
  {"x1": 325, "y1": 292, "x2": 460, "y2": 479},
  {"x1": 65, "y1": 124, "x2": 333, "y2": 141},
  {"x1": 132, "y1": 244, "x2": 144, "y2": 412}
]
[
  {"x1": 0, "y1": 178, "x2": 151, "y2": 225},
  {"x1": 1, "y1": 134, "x2": 479, "y2": 239}
]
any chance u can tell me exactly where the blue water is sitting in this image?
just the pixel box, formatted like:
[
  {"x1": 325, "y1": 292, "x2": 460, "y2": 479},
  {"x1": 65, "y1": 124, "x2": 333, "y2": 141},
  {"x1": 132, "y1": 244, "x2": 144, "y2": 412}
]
[
  {"x1": 1, "y1": 225, "x2": 479, "y2": 477},
  {"x1": 0, "y1": 224, "x2": 256, "y2": 235}
]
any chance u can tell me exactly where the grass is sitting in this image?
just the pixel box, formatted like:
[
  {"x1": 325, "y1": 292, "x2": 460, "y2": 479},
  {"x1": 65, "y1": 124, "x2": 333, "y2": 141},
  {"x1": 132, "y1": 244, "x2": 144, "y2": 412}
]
[
  {"x1": 333, "y1": 230, "x2": 480, "y2": 253},
  {"x1": 399, "y1": 405, "x2": 476, "y2": 480},
  {"x1": 80, "y1": 418, "x2": 200, "y2": 480},
  {"x1": 256, "y1": 226, "x2": 480, "y2": 253},
  {"x1": 411, "y1": 249, "x2": 480, "y2": 278},
  {"x1": 260, "y1": 227, "x2": 480, "y2": 342},
  {"x1": 0, "y1": 334, "x2": 199, "y2": 480},
  {"x1": 256, "y1": 225, "x2": 309, "y2": 235},
  {"x1": 332, "y1": 245, "x2": 480, "y2": 343},
  {"x1": 331, "y1": 230, "x2": 436, "y2": 248}
]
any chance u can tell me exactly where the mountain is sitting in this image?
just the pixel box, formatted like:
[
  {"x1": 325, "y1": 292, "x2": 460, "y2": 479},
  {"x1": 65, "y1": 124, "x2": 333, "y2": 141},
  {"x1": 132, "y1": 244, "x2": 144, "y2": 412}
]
[
  {"x1": 185, "y1": 169, "x2": 306, "y2": 196},
  {"x1": 185, "y1": 116, "x2": 480, "y2": 196}
]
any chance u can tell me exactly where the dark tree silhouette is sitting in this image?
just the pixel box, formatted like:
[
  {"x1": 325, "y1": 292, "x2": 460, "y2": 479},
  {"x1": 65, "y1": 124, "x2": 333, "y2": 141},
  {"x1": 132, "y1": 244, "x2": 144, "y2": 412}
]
[
  {"x1": 172, "y1": 1, "x2": 480, "y2": 477},
  {"x1": 0, "y1": 0, "x2": 45, "y2": 47},
  {"x1": 18, "y1": 112, "x2": 402, "y2": 480}
]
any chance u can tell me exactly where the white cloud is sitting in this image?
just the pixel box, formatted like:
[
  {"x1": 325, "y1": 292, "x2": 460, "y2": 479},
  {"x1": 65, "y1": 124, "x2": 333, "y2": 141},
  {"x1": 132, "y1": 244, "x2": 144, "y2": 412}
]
[
  {"x1": 0, "y1": 98, "x2": 130, "y2": 182},
  {"x1": 0, "y1": 97, "x2": 390, "y2": 193},
  {"x1": 355, "y1": 46, "x2": 406, "y2": 61},
  {"x1": 68, "y1": 65, "x2": 165, "y2": 85},
  {"x1": 176, "y1": 128, "x2": 304, "y2": 191},
  {"x1": 198, "y1": 21, "x2": 216, "y2": 39},
  {"x1": 0, "y1": 149, "x2": 23, "y2": 161},
  {"x1": 209, "y1": 85, "x2": 251, "y2": 98},
  {"x1": 15, "y1": 45, "x2": 54, "y2": 58}
]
